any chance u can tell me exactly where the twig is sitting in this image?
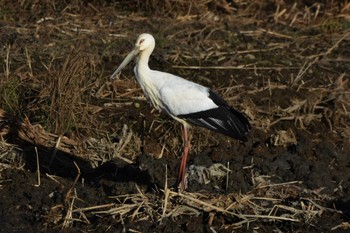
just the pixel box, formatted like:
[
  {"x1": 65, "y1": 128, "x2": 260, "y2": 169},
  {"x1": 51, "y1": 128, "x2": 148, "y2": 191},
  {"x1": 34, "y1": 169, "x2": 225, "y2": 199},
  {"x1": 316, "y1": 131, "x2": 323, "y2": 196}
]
[
  {"x1": 112, "y1": 124, "x2": 134, "y2": 164},
  {"x1": 62, "y1": 162, "x2": 81, "y2": 228},
  {"x1": 301, "y1": 198, "x2": 343, "y2": 214},
  {"x1": 331, "y1": 222, "x2": 350, "y2": 231},
  {"x1": 128, "y1": 229, "x2": 143, "y2": 233},
  {"x1": 256, "y1": 180, "x2": 302, "y2": 189},
  {"x1": 5, "y1": 44, "x2": 10, "y2": 79},
  {"x1": 242, "y1": 213, "x2": 300, "y2": 222},
  {"x1": 92, "y1": 204, "x2": 138, "y2": 215},
  {"x1": 73, "y1": 203, "x2": 115, "y2": 212},
  {"x1": 158, "y1": 144, "x2": 166, "y2": 159},
  {"x1": 169, "y1": 190, "x2": 244, "y2": 218},
  {"x1": 160, "y1": 165, "x2": 169, "y2": 222},
  {"x1": 25, "y1": 47, "x2": 33, "y2": 77},
  {"x1": 49, "y1": 135, "x2": 62, "y2": 167},
  {"x1": 45, "y1": 174, "x2": 61, "y2": 184},
  {"x1": 62, "y1": 189, "x2": 76, "y2": 229},
  {"x1": 34, "y1": 147, "x2": 40, "y2": 187},
  {"x1": 65, "y1": 161, "x2": 81, "y2": 203},
  {"x1": 173, "y1": 65, "x2": 299, "y2": 70},
  {"x1": 240, "y1": 29, "x2": 293, "y2": 39},
  {"x1": 130, "y1": 201, "x2": 145, "y2": 222},
  {"x1": 293, "y1": 32, "x2": 350, "y2": 87},
  {"x1": 226, "y1": 162, "x2": 229, "y2": 191}
]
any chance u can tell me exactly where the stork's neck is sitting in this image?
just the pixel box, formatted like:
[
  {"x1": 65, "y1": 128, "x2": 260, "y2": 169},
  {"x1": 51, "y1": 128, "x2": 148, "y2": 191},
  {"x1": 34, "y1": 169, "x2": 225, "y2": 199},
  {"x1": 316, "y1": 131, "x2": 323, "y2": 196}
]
[
  {"x1": 134, "y1": 48, "x2": 161, "y2": 111},
  {"x1": 137, "y1": 47, "x2": 154, "y2": 71},
  {"x1": 135, "y1": 50, "x2": 152, "y2": 84}
]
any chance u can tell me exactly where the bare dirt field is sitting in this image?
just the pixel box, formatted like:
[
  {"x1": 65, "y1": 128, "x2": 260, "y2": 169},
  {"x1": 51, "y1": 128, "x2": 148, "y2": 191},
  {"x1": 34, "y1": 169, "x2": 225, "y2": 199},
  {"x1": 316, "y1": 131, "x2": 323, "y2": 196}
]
[{"x1": 1, "y1": 1, "x2": 350, "y2": 232}]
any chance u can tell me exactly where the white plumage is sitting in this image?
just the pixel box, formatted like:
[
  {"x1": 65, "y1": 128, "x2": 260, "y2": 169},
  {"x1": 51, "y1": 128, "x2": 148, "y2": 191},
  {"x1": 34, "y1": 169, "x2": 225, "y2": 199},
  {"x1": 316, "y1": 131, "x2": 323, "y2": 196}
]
[{"x1": 111, "y1": 33, "x2": 251, "y2": 190}]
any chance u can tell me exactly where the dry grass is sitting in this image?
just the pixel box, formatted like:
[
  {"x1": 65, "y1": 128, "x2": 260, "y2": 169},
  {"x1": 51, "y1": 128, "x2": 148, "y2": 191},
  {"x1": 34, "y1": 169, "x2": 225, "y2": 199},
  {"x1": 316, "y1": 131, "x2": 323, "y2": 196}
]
[
  {"x1": 1, "y1": 0, "x2": 349, "y2": 139},
  {"x1": 57, "y1": 176, "x2": 342, "y2": 231}
]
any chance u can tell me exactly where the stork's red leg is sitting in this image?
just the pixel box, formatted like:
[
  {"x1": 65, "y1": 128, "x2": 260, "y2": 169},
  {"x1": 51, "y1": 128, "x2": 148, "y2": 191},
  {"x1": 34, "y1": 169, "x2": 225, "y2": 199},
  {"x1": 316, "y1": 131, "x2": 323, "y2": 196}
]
[{"x1": 178, "y1": 125, "x2": 190, "y2": 191}]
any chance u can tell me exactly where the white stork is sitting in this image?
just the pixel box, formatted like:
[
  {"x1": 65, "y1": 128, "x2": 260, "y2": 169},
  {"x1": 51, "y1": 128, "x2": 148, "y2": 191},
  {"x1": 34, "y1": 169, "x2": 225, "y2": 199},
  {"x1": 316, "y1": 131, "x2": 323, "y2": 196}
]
[{"x1": 111, "y1": 33, "x2": 251, "y2": 191}]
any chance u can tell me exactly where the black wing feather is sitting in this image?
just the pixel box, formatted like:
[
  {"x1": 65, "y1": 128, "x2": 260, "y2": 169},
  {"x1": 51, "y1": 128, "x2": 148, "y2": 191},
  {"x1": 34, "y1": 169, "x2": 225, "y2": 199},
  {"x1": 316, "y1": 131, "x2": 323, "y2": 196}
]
[{"x1": 178, "y1": 90, "x2": 251, "y2": 141}]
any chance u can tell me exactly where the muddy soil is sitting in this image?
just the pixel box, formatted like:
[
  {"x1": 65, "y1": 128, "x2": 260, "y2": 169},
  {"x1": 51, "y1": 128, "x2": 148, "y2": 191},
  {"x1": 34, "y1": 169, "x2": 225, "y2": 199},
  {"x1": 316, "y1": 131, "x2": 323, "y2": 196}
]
[{"x1": 0, "y1": 1, "x2": 350, "y2": 232}]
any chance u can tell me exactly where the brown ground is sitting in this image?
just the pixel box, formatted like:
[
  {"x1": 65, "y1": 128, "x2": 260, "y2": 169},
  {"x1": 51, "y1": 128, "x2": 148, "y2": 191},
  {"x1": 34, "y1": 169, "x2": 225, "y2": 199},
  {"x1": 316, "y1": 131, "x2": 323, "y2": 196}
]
[{"x1": 0, "y1": 1, "x2": 350, "y2": 232}]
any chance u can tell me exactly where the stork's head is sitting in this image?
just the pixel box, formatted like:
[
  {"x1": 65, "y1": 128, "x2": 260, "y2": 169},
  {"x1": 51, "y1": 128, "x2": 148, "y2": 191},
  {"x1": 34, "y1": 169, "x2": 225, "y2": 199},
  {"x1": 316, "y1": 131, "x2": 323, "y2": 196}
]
[
  {"x1": 110, "y1": 33, "x2": 155, "y2": 80},
  {"x1": 136, "y1": 33, "x2": 155, "y2": 52}
]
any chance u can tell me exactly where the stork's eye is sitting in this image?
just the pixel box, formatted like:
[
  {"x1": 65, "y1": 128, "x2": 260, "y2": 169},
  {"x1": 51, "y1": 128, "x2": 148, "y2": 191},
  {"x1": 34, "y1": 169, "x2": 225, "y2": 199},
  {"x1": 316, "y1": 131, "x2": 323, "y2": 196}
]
[{"x1": 139, "y1": 39, "x2": 145, "y2": 45}]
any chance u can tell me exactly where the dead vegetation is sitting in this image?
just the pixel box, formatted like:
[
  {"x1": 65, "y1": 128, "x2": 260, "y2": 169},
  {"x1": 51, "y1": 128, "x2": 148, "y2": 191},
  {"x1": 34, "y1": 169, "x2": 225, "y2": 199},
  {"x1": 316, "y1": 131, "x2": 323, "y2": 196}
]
[
  {"x1": 0, "y1": 0, "x2": 350, "y2": 232},
  {"x1": 62, "y1": 179, "x2": 341, "y2": 231}
]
